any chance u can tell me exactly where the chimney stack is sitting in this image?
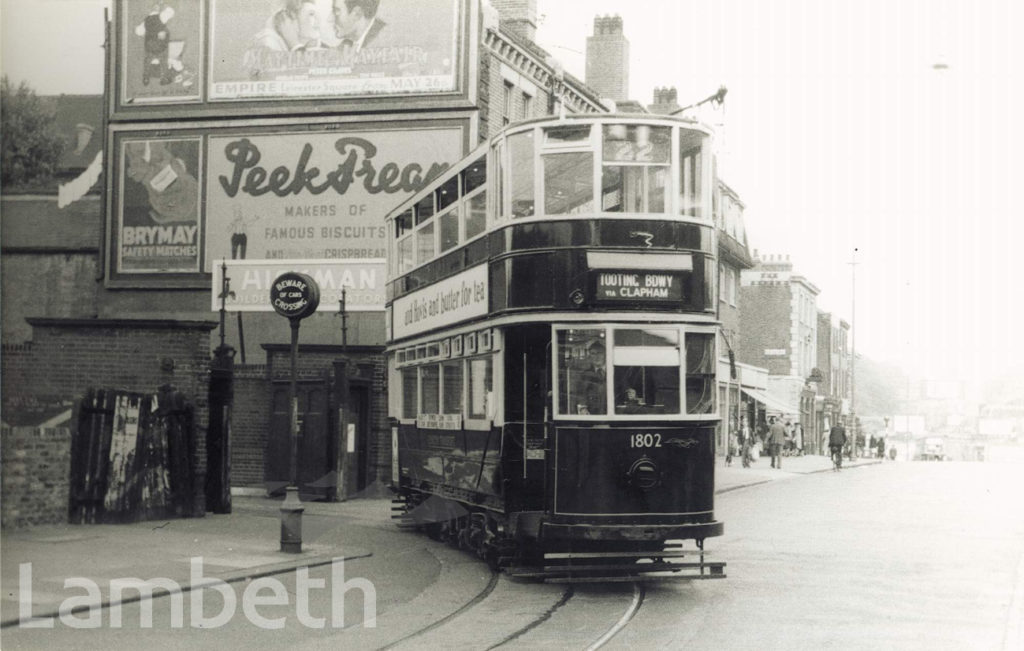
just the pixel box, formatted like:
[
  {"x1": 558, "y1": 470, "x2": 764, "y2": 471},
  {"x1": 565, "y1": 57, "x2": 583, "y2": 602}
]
[{"x1": 489, "y1": 0, "x2": 538, "y2": 42}]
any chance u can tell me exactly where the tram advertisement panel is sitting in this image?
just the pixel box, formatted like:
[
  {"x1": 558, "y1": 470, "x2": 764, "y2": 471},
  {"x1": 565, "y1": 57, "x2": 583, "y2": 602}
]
[
  {"x1": 117, "y1": 136, "x2": 203, "y2": 274},
  {"x1": 205, "y1": 126, "x2": 463, "y2": 271},
  {"x1": 120, "y1": 0, "x2": 203, "y2": 105},
  {"x1": 208, "y1": 0, "x2": 460, "y2": 100}
]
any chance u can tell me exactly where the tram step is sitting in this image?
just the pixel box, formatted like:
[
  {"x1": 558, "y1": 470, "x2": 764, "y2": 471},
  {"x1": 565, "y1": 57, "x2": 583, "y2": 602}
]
[
  {"x1": 543, "y1": 550, "x2": 705, "y2": 560},
  {"x1": 544, "y1": 572, "x2": 727, "y2": 584},
  {"x1": 510, "y1": 561, "x2": 724, "y2": 577}
]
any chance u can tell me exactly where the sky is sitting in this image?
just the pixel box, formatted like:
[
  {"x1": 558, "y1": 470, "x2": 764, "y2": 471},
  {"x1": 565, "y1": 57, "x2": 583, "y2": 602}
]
[{"x1": 2, "y1": 0, "x2": 1023, "y2": 393}]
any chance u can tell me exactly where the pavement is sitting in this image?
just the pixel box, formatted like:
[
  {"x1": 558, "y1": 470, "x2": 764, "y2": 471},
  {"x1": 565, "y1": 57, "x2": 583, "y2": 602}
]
[{"x1": 0, "y1": 453, "x2": 881, "y2": 628}]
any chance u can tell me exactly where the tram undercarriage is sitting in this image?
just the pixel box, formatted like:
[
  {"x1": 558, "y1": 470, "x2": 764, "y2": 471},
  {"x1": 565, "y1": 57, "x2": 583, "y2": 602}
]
[{"x1": 393, "y1": 490, "x2": 726, "y2": 583}]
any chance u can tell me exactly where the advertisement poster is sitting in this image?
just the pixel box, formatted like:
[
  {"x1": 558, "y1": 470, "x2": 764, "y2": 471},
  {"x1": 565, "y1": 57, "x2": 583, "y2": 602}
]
[
  {"x1": 121, "y1": 0, "x2": 203, "y2": 104},
  {"x1": 209, "y1": 0, "x2": 460, "y2": 100},
  {"x1": 211, "y1": 259, "x2": 387, "y2": 312},
  {"x1": 118, "y1": 137, "x2": 203, "y2": 273},
  {"x1": 205, "y1": 126, "x2": 463, "y2": 271}
]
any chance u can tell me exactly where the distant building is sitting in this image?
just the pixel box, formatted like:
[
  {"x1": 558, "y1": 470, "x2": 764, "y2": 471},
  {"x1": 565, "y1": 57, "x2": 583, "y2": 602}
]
[
  {"x1": 738, "y1": 253, "x2": 820, "y2": 426},
  {"x1": 815, "y1": 310, "x2": 851, "y2": 452},
  {"x1": 648, "y1": 87, "x2": 681, "y2": 115},
  {"x1": 585, "y1": 15, "x2": 630, "y2": 102}
]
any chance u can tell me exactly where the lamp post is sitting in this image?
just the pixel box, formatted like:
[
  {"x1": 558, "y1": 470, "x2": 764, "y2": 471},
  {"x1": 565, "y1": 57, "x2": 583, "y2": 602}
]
[{"x1": 269, "y1": 272, "x2": 320, "y2": 553}]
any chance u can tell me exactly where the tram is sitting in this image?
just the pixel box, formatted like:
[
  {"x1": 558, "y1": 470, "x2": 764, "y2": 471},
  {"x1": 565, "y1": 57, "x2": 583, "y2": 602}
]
[{"x1": 385, "y1": 114, "x2": 726, "y2": 582}]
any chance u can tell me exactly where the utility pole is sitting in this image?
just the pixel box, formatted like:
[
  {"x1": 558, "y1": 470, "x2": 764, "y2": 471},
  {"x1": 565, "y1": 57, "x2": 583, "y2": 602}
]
[{"x1": 848, "y1": 248, "x2": 858, "y2": 459}]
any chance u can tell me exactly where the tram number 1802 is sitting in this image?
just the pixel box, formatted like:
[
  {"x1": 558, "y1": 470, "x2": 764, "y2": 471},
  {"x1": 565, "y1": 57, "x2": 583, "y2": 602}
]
[{"x1": 630, "y1": 433, "x2": 663, "y2": 448}]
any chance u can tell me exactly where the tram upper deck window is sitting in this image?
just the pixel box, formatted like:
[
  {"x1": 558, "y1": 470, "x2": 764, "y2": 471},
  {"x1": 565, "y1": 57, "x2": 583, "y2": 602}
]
[
  {"x1": 556, "y1": 329, "x2": 607, "y2": 416},
  {"x1": 462, "y1": 157, "x2": 487, "y2": 239},
  {"x1": 679, "y1": 129, "x2": 705, "y2": 218},
  {"x1": 509, "y1": 131, "x2": 535, "y2": 217},
  {"x1": 544, "y1": 124, "x2": 591, "y2": 146},
  {"x1": 544, "y1": 152, "x2": 594, "y2": 215},
  {"x1": 612, "y1": 328, "x2": 681, "y2": 415},
  {"x1": 601, "y1": 125, "x2": 671, "y2": 214},
  {"x1": 435, "y1": 176, "x2": 459, "y2": 212}
]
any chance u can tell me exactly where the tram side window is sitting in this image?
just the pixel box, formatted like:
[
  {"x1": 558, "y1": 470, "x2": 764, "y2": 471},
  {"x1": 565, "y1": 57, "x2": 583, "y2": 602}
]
[
  {"x1": 612, "y1": 328, "x2": 680, "y2": 415},
  {"x1": 395, "y1": 209, "x2": 415, "y2": 274},
  {"x1": 466, "y1": 191, "x2": 486, "y2": 240},
  {"x1": 420, "y1": 365, "x2": 440, "y2": 414},
  {"x1": 442, "y1": 361, "x2": 463, "y2": 415},
  {"x1": 439, "y1": 204, "x2": 460, "y2": 253},
  {"x1": 467, "y1": 356, "x2": 493, "y2": 419},
  {"x1": 685, "y1": 332, "x2": 715, "y2": 414},
  {"x1": 679, "y1": 129, "x2": 704, "y2": 218},
  {"x1": 556, "y1": 329, "x2": 607, "y2": 416},
  {"x1": 401, "y1": 368, "x2": 418, "y2": 419},
  {"x1": 509, "y1": 131, "x2": 535, "y2": 218}
]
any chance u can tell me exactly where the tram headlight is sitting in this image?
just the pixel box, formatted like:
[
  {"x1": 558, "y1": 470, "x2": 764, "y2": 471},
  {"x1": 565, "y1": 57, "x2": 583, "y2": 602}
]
[
  {"x1": 569, "y1": 289, "x2": 585, "y2": 306},
  {"x1": 627, "y1": 457, "x2": 661, "y2": 490}
]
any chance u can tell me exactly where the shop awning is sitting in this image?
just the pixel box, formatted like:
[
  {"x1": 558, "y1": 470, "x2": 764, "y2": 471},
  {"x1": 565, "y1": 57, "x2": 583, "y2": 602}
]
[{"x1": 741, "y1": 387, "x2": 798, "y2": 415}]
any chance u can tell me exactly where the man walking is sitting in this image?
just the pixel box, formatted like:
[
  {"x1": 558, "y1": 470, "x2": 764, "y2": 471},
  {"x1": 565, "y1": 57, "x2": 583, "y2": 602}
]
[
  {"x1": 829, "y1": 421, "x2": 847, "y2": 471},
  {"x1": 768, "y1": 416, "x2": 786, "y2": 469}
]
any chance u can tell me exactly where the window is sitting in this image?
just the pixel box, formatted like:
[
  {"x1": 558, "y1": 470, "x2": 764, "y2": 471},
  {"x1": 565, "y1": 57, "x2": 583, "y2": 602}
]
[
  {"x1": 420, "y1": 365, "x2": 440, "y2": 415},
  {"x1": 442, "y1": 361, "x2": 463, "y2": 414},
  {"x1": 601, "y1": 125, "x2": 671, "y2": 214},
  {"x1": 685, "y1": 333, "x2": 715, "y2": 414},
  {"x1": 612, "y1": 329, "x2": 681, "y2": 415},
  {"x1": 467, "y1": 357, "x2": 492, "y2": 419},
  {"x1": 679, "y1": 129, "x2": 704, "y2": 218},
  {"x1": 544, "y1": 151, "x2": 593, "y2": 214},
  {"x1": 508, "y1": 131, "x2": 535, "y2": 217},
  {"x1": 503, "y1": 81, "x2": 514, "y2": 125},
  {"x1": 401, "y1": 368, "x2": 418, "y2": 419},
  {"x1": 521, "y1": 92, "x2": 532, "y2": 120},
  {"x1": 415, "y1": 221, "x2": 435, "y2": 264},
  {"x1": 556, "y1": 329, "x2": 607, "y2": 416},
  {"x1": 435, "y1": 176, "x2": 459, "y2": 212},
  {"x1": 466, "y1": 191, "x2": 486, "y2": 240},
  {"x1": 439, "y1": 205, "x2": 460, "y2": 253}
]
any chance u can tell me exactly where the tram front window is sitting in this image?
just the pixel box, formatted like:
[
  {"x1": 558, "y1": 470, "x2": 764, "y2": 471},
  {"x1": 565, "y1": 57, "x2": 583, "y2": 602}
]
[
  {"x1": 556, "y1": 329, "x2": 607, "y2": 415},
  {"x1": 613, "y1": 329, "x2": 680, "y2": 415}
]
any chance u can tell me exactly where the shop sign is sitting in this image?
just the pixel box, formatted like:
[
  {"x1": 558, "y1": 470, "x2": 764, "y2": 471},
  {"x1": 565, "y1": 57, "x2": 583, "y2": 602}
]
[{"x1": 212, "y1": 259, "x2": 384, "y2": 312}]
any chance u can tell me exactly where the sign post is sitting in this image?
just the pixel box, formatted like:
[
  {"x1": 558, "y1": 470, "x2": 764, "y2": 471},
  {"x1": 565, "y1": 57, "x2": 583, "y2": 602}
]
[{"x1": 270, "y1": 271, "x2": 320, "y2": 553}]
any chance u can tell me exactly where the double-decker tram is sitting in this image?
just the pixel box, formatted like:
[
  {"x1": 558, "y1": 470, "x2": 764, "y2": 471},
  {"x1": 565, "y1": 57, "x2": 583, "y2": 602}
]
[{"x1": 385, "y1": 114, "x2": 726, "y2": 582}]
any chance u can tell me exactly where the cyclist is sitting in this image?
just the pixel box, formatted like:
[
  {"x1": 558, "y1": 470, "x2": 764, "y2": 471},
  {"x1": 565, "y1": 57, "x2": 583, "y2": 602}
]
[{"x1": 829, "y1": 422, "x2": 847, "y2": 471}]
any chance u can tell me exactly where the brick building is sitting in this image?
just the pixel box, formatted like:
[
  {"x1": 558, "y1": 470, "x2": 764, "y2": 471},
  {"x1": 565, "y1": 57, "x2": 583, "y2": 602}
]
[
  {"x1": 738, "y1": 253, "x2": 819, "y2": 433},
  {"x1": 585, "y1": 15, "x2": 630, "y2": 102}
]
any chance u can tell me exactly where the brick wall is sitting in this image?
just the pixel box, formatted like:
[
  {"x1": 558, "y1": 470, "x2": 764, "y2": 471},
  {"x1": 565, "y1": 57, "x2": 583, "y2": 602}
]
[
  {"x1": 1, "y1": 426, "x2": 72, "y2": 528},
  {"x1": 232, "y1": 364, "x2": 270, "y2": 487},
  {"x1": 228, "y1": 347, "x2": 389, "y2": 490},
  {"x1": 738, "y1": 283, "x2": 793, "y2": 375},
  {"x1": 0, "y1": 318, "x2": 217, "y2": 528}
]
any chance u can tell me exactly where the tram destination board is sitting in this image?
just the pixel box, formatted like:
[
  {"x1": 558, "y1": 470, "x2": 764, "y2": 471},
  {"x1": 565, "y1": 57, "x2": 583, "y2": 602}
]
[{"x1": 592, "y1": 270, "x2": 684, "y2": 303}]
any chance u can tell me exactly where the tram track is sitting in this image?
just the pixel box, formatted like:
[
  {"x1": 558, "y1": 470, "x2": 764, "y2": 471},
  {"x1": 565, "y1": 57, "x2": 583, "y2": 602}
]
[
  {"x1": 586, "y1": 583, "x2": 645, "y2": 650},
  {"x1": 378, "y1": 567, "x2": 500, "y2": 651}
]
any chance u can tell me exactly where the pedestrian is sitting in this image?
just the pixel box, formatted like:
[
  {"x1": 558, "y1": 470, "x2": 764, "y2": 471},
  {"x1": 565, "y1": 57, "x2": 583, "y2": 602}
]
[
  {"x1": 876, "y1": 436, "x2": 885, "y2": 459},
  {"x1": 829, "y1": 422, "x2": 847, "y2": 471},
  {"x1": 768, "y1": 416, "x2": 786, "y2": 469},
  {"x1": 739, "y1": 417, "x2": 752, "y2": 468}
]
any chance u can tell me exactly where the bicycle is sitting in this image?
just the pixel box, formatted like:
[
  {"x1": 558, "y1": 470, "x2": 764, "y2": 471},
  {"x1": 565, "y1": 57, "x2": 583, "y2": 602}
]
[{"x1": 830, "y1": 446, "x2": 843, "y2": 471}]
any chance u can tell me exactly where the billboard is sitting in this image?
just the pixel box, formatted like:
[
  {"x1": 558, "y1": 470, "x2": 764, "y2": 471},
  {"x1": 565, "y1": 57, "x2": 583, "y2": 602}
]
[
  {"x1": 205, "y1": 125, "x2": 464, "y2": 271},
  {"x1": 208, "y1": 0, "x2": 460, "y2": 101},
  {"x1": 121, "y1": 0, "x2": 203, "y2": 104},
  {"x1": 117, "y1": 136, "x2": 203, "y2": 273},
  {"x1": 212, "y1": 259, "x2": 386, "y2": 311}
]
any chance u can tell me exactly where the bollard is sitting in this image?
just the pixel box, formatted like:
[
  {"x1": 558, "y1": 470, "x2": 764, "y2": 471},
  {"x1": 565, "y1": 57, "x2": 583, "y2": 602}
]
[{"x1": 279, "y1": 486, "x2": 304, "y2": 553}]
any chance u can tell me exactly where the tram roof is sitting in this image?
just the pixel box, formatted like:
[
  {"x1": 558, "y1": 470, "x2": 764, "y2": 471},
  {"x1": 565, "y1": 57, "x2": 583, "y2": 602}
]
[{"x1": 384, "y1": 113, "x2": 716, "y2": 221}]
